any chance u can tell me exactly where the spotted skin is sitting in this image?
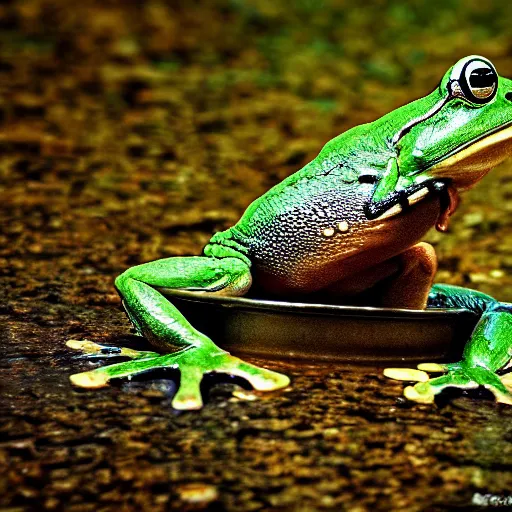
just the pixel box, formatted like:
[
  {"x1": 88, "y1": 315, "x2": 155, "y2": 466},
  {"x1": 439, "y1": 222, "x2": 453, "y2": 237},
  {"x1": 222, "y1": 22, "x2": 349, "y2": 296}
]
[{"x1": 212, "y1": 181, "x2": 444, "y2": 295}]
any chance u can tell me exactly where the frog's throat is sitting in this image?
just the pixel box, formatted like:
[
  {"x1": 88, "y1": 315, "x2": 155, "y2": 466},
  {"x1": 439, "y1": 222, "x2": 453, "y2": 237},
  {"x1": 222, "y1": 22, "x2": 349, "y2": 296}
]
[{"x1": 425, "y1": 121, "x2": 512, "y2": 190}]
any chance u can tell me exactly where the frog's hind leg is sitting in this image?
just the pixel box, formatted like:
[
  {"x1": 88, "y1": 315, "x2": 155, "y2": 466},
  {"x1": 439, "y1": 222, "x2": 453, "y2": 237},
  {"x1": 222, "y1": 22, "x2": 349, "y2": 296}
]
[
  {"x1": 321, "y1": 242, "x2": 437, "y2": 309},
  {"x1": 378, "y1": 242, "x2": 437, "y2": 309},
  {"x1": 399, "y1": 367, "x2": 512, "y2": 405},
  {"x1": 385, "y1": 284, "x2": 512, "y2": 405},
  {"x1": 70, "y1": 256, "x2": 290, "y2": 410}
]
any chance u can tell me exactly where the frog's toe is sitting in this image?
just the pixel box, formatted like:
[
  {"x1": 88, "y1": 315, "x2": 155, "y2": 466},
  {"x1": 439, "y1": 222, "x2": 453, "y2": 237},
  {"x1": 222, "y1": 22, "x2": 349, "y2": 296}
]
[
  {"x1": 383, "y1": 368, "x2": 430, "y2": 382},
  {"x1": 172, "y1": 393, "x2": 203, "y2": 410},
  {"x1": 416, "y1": 362, "x2": 448, "y2": 373},
  {"x1": 67, "y1": 339, "x2": 106, "y2": 354},
  {"x1": 483, "y1": 374, "x2": 512, "y2": 404},
  {"x1": 70, "y1": 354, "x2": 174, "y2": 391},
  {"x1": 171, "y1": 368, "x2": 204, "y2": 410},
  {"x1": 224, "y1": 358, "x2": 290, "y2": 391},
  {"x1": 404, "y1": 383, "x2": 436, "y2": 404},
  {"x1": 66, "y1": 339, "x2": 159, "y2": 360},
  {"x1": 490, "y1": 387, "x2": 512, "y2": 405},
  {"x1": 500, "y1": 372, "x2": 512, "y2": 391},
  {"x1": 70, "y1": 369, "x2": 110, "y2": 388}
]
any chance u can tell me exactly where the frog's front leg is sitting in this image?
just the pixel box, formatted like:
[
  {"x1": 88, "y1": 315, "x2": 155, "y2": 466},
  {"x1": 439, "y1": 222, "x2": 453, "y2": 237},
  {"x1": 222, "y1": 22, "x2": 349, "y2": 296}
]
[
  {"x1": 385, "y1": 284, "x2": 512, "y2": 405},
  {"x1": 69, "y1": 255, "x2": 289, "y2": 410}
]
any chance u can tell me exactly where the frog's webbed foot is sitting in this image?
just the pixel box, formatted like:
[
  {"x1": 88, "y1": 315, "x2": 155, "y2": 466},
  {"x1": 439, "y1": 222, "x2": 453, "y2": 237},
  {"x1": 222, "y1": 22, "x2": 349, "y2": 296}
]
[
  {"x1": 69, "y1": 256, "x2": 290, "y2": 410},
  {"x1": 385, "y1": 285, "x2": 512, "y2": 405},
  {"x1": 69, "y1": 343, "x2": 290, "y2": 410},
  {"x1": 384, "y1": 363, "x2": 512, "y2": 405}
]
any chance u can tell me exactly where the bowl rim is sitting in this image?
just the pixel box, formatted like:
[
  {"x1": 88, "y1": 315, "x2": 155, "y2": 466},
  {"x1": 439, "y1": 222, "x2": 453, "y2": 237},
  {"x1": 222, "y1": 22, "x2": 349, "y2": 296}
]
[{"x1": 163, "y1": 289, "x2": 476, "y2": 320}]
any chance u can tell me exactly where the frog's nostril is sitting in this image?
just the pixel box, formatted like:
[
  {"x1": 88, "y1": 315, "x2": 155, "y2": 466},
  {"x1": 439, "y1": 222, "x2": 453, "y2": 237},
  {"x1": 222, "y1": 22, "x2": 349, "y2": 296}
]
[{"x1": 506, "y1": 92, "x2": 512, "y2": 102}]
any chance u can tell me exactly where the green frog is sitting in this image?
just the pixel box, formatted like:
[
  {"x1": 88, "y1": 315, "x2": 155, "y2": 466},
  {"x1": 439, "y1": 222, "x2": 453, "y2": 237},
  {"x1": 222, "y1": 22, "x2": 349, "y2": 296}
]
[{"x1": 68, "y1": 55, "x2": 512, "y2": 410}]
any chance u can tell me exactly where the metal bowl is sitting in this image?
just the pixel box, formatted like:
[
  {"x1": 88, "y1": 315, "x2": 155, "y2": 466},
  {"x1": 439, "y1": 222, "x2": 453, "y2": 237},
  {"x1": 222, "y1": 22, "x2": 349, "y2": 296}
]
[{"x1": 165, "y1": 290, "x2": 478, "y2": 364}]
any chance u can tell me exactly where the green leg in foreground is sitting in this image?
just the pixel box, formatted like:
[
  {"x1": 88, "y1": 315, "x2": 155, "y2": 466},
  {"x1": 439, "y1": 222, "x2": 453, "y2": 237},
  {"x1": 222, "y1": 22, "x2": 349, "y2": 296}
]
[
  {"x1": 68, "y1": 256, "x2": 290, "y2": 410},
  {"x1": 385, "y1": 284, "x2": 512, "y2": 405}
]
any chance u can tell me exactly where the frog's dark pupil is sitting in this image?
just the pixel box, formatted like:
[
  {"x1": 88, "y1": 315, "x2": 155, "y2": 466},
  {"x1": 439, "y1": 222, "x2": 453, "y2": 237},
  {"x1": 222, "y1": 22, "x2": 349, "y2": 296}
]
[{"x1": 469, "y1": 69, "x2": 495, "y2": 88}]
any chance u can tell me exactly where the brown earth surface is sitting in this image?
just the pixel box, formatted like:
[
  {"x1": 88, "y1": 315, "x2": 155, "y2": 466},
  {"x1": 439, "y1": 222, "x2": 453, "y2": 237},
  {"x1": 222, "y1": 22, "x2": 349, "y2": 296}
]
[{"x1": 1, "y1": 1, "x2": 512, "y2": 511}]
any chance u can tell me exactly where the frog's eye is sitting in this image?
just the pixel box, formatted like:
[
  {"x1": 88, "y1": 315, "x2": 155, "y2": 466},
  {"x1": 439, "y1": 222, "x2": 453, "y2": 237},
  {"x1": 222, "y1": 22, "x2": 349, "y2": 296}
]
[
  {"x1": 450, "y1": 57, "x2": 498, "y2": 105},
  {"x1": 462, "y1": 60, "x2": 497, "y2": 102}
]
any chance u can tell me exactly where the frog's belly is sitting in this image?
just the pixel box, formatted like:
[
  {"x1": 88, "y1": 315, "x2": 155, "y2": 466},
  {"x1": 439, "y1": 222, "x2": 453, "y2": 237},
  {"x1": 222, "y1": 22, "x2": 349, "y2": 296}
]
[{"x1": 250, "y1": 194, "x2": 441, "y2": 295}]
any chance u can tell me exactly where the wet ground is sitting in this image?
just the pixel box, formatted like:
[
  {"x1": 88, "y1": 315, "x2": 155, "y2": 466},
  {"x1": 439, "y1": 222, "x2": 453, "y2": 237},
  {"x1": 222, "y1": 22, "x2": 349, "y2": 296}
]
[{"x1": 1, "y1": 1, "x2": 512, "y2": 510}]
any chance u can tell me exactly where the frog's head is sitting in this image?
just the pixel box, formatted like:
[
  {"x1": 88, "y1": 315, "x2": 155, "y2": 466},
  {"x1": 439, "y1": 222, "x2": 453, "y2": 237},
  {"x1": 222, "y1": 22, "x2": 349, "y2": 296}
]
[{"x1": 395, "y1": 55, "x2": 512, "y2": 191}]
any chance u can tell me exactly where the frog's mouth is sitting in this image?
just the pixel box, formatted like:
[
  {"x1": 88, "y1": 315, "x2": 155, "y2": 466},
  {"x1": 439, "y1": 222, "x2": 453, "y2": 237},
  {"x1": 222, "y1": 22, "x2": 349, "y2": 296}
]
[{"x1": 425, "y1": 121, "x2": 512, "y2": 190}]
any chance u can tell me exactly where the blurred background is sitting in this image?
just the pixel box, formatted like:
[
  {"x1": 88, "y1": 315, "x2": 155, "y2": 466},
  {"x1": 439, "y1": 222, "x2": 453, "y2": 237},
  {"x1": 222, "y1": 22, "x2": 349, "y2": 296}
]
[
  {"x1": 1, "y1": 0, "x2": 511, "y2": 308},
  {"x1": 2, "y1": 2, "x2": 512, "y2": 510}
]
